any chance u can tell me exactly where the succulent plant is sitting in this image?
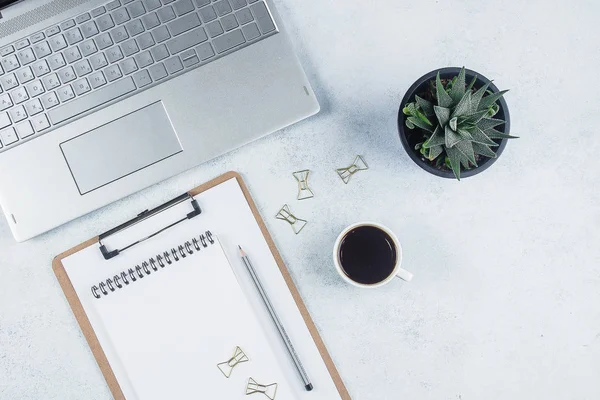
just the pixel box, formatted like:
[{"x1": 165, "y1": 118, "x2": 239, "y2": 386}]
[{"x1": 403, "y1": 67, "x2": 517, "y2": 180}]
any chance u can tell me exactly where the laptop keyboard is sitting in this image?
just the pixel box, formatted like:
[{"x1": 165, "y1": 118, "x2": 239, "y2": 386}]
[{"x1": 0, "y1": 0, "x2": 277, "y2": 153}]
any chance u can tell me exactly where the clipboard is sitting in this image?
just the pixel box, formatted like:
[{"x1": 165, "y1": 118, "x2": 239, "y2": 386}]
[{"x1": 53, "y1": 171, "x2": 351, "y2": 400}]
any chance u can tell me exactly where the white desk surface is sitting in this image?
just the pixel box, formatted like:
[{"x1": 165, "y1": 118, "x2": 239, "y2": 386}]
[{"x1": 1, "y1": 1, "x2": 599, "y2": 399}]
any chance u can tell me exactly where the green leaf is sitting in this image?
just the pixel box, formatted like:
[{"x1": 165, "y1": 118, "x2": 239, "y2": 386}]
[
  {"x1": 445, "y1": 125, "x2": 462, "y2": 148},
  {"x1": 470, "y1": 82, "x2": 491, "y2": 112},
  {"x1": 434, "y1": 105, "x2": 451, "y2": 127},
  {"x1": 407, "y1": 116, "x2": 433, "y2": 132},
  {"x1": 445, "y1": 146, "x2": 462, "y2": 180},
  {"x1": 405, "y1": 119, "x2": 415, "y2": 129},
  {"x1": 415, "y1": 142, "x2": 423, "y2": 150},
  {"x1": 472, "y1": 142, "x2": 498, "y2": 158},
  {"x1": 457, "y1": 128, "x2": 473, "y2": 140},
  {"x1": 452, "y1": 91, "x2": 473, "y2": 118},
  {"x1": 478, "y1": 90, "x2": 509, "y2": 111},
  {"x1": 466, "y1": 75, "x2": 478, "y2": 91},
  {"x1": 463, "y1": 110, "x2": 490, "y2": 125},
  {"x1": 436, "y1": 72, "x2": 454, "y2": 108},
  {"x1": 449, "y1": 117, "x2": 458, "y2": 131},
  {"x1": 423, "y1": 126, "x2": 445, "y2": 148},
  {"x1": 485, "y1": 128, "x2": 519, "y2": 139},
  {"x1": 415, "y1": 95, "x2": 435, "y2": 116},
  {"x1": 471, "y1": 127, "x2": 498, "y2": 146},
  {"x1": 403, "y1": 103, "x2": 415, "y2": 116},
  {"x1": 449, "y1": 67, "x2": 466, "y2": 103},
  {"x1": 477, "y1": 117, "x2": 505, "y2": 131},
  {"x1": 455, "y1": 140, "x2": 477, "y2": 166},
  {"x1": 428, "y1": 145, "x2": 444, "y2": 160}
]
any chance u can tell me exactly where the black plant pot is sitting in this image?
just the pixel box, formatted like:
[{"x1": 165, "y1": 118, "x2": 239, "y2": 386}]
[{"x1": 397, "y1": 67, "x2": 511, "y2": 179}]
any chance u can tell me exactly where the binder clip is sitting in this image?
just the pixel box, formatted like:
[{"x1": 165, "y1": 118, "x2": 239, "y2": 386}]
[
  {"x1": 217, "y1": 346, "x2": 249, "y2": 378},
  {"x1": 276, "y1": 204, "x2": 307, "y2": 234},
  {"x1": 246, "y1": 377, "x2": 278, "y2": 400},
  {"x1": 293, "y1": 170, "x2": 314, "y2": 200},
  {"x1": 336, "y1": 155, "x2": 369, "y2": 184}
]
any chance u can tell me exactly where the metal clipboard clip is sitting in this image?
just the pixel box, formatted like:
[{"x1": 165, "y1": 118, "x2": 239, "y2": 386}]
[{"x1": 98, "y1": 193, "x2": 202, "y2": 260}]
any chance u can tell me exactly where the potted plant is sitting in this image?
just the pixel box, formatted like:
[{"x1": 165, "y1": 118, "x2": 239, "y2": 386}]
[{"x1": 397, "y1": 67, "x2": 517, "y2": 180}]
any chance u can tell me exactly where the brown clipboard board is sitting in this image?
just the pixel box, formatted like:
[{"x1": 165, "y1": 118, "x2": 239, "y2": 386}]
[{"x1": 52, "y1": 171, "x2": 351, "y2": 400}]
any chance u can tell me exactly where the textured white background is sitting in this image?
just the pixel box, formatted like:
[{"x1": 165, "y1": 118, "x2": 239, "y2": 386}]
[{"x1": 1, "y1": 0, "x2": 600, "y2": 399}]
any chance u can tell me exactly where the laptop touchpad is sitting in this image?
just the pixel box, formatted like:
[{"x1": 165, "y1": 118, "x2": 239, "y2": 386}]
[{"x1": 60, "y1": 102, "x2": 182, "y2": 195}]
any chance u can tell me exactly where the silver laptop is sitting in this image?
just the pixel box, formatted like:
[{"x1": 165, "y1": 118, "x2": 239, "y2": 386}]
[{"x1": 0, "y1": 0, "x2": 319, "y2": 241}]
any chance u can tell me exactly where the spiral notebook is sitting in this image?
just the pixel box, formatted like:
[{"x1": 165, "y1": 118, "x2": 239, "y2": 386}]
[{"x1": 53, "y1": 172, "x2": 350, "y2": 400}]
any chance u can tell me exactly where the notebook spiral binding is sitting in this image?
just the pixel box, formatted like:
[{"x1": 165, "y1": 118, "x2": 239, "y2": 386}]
[{"x1": 91, "y1": 231, "x2": 214, "y2": 299}]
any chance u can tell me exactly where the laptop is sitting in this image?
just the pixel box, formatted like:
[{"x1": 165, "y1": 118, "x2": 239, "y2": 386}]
[{"x1": 0, "y1": 0, "x2": 319, "y2": 242}]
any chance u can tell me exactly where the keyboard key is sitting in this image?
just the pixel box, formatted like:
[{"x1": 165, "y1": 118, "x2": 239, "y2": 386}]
[
  {"x1": 194, "y1": 0, "x2": 210, "y2": 6},
  {"x1": 74, "y1": 59, "x2": 93, "y2": 76},
  {"x1": 16, "y1": 121, "x2": 35, "y2": 138},
  {"x1": 120, "y1": 58, "x2": 138, "y2": 75},
  {"x1": 173, "y1": 0, "x2": 194, "y2": 16},
  {"x1": 49, "y1": 34, "x2": 68, "y2": 51},
  {"x1": 111, "y1": 26, "x2": 130, "y2": 43},
  {"x1": 15, "y1": 39, "x2": 30, "y2": 50},
  {"x1": 33, "y1": 41, "x2": 52, "y2": 58},
  {"x1": 73, "y1": 78, "x2": 91, "y2": 95},
  {"x1": 195, "y1": 42, "x2": 214, "y2": 60},
  {"x1": 142, "y1": 12, "x2": 160, "y2": 29},
  {"x1": 151, "y1": 44, "x2": 169, "y2": 61},
  {"x1": 17, "y1": 48, "x2": 36, "y2": 65},
  {"x1": 81, "y1": 21, "x2": 100, "y2": 38},
  {"x1": 105, "y1": 64, "x2": 123, "y2": 82},
  {"x1": 212, "y1": 29, "x2": 245, "y2": 53},
  {"x1": 16, "y1": 67, "x2": 34, "y2": 84},
  {"x1": 151, "y1": 26, "x2": 171, "y2": 43},
  {"x1": 48, "y1": 53, "x2": 67, "y2": 70},
  {"x1": 25, "y1": 98, "x2": 44, "y2": 115},
  {"x1": 0, "y1": 127, "x2": 17, "y2": 144},
  {"x1": 61, "y1": 20, "x2": 76, "y2": 31},
  {"x1": 9, "y1": 105, "x2": 27, "y2": 122},
  {"x1": 91, "y1": 6, "x2": 107, "y2": 17},
  {"x1": 250, "y1": 2, "x2": 275, "y2": 33},
  {"x1": 122, "y1": 39, "x2": 140, "y2": 56},
  {"x1": 75, "y1": 13, "x2": 92, "y2": 24},
  {"x1": 112, "y1": 8, "x2": 131, "y2": 24},
  {"x1": 79, "y1": 39, "x2": 98, "y2": 57},
  {"x1": 65, "y1": 28, "x2": 84, "y2": 45},
  {"x1": 0, "y1": 94, "x2": 13, "y2": 110},
  {"x1": 106, "y1": 0, "x2": 121, "y2": 11},
  {"x1": 241, "y1": 22, "x2": 260, "y2": 40},
  {"x1": 90, "y1": 53, "x2": 109, "y2": 70},
  {"x1": 95, "y1": 32, "x2": 114, "y2": 50},
  {"x1": 230, "y1": 0, "x2": 246, "y2": 9},
  {"x1": 157, "y1": 6, "x2": 176, "y2": 23},
  {"x1": 168, "y1": 12, "x2": 201, "y2": 36},
  {"x1": 46, "y1": 26, "x2": 61, "y2": 37},
  {"x1": 30, "y1": 32, "x2": 46, "y2": 43},
  {"x1": 32, "y1": 60, "x2": 50, "y2": 76},
  {"x1": 206, "y1": 21, "x2": 224, "y2": 38},
  {"x1": 57, "y1": 85, "x2": 75, "y2": 102},
  {"x1": 127, "y1": 1, "x2": 146, "y2": 18},
  {"x1": 143, "y1": 0, "x2": 162, "y2": 11},
  {"x1": 221, "y1": 14, "x2": 238, "y2": 31},
  {"x1": 133, "y1": 69, "x2": 152, "y2": 87},
  {"x1": 135, "y1": 50, "x2": 153, "y2": 67},
  {"x1": 182, "y1": 54, "x2": 199, "y2": 67},
  {"x1": 235, "y1": 8, "x2": 253, "y2": 25},
  {"x1": 58, "y1": 66, "x2": 77, "y2": 83},
  {"x1": 42, "y1": 73, "x2": 61, "y2": 90},
  {"x1": 214, "y1": 0, "x2": 232, "y2": 16},
  {"x1": 198, "y1": 6, "x2": 217, "y2": 23},
  {"x1": 63, "y1": 47, "x2": 82, "y2": 63},
  {"x1": 89, "y1": 71, "x2": 107, "y2": 88},
  {"x1": 1, "y1": 73, "x2": 18, "y2": 90},
  {"x1": 106, "y1": 46, "x2": 124, "y2": 63},
  {"x1": 31, "y1": 114, "x2": 50, "y2": 132},
  {"x1": 2, "y1": 55, "x2": 20, "y2": 72},
  {"x1": 97, "y1": 15, "x2": 115, "y2": 31},
  {"x1": 137, "y1": 32, "x2": 155, "y2": 49},
  {"x1": 167, "y1": 27, "x2": 207, "y2": 54},
  {"x1": 126, "y1": 19, "x2": 145, "y2": 36},
  {"x1": 0, "y1": 45, "x2": 14, "y2": 56},
  {"x1": 48, "y1": 76, "x2": 136, "y2": 124},
  {"x1": 26, "y1": 80, "x2": 45, "y2": 97},
  {"x1": 149, "y1": 63, "x2": 167, "y2": 80},
  {"x1": 41, "y1": 92, "x2": 60, "y2": 108},
  {"x1": 0, "y1": 112, "x2": 11, "y2": 129},
  {"x1": 164, "y1": 56, "x2": 183, "y2": 74}
]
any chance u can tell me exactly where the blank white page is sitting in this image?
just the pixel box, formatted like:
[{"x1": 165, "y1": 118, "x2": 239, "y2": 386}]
[{"x1": 62, "y1": 177, "x2": 343, "y2": 400}]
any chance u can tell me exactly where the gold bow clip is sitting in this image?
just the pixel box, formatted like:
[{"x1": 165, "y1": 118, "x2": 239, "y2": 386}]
[
  {"x1": 336, "y1": 155, "x2": 369, "y2": 184},
  {"x1": 246, "y1": 377, "x2": 278, "y2": 400},
  {"x1": 276, "y1": 204, "x2": 307, "y2": 234},
  {"x1": 293, "y1": 170, "x2": 314, "y2": 200},
  {"x1": 217, "y1": 346, "x2": 249, "y2": 378}
]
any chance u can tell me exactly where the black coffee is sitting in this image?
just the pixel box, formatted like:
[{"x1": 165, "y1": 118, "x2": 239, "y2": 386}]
[{"x1": 338, "y1": 225, "x2": 397, "y2": 285}]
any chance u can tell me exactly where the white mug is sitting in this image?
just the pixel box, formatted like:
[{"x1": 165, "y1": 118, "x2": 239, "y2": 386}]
[{"x1": 333, "y1": 222, "x2": 413, "y2": 288}]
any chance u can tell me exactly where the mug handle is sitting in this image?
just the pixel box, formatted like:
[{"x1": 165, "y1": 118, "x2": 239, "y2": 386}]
[{"x1": 395, "y1": 268, "x2": 413, "y2": 282}]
